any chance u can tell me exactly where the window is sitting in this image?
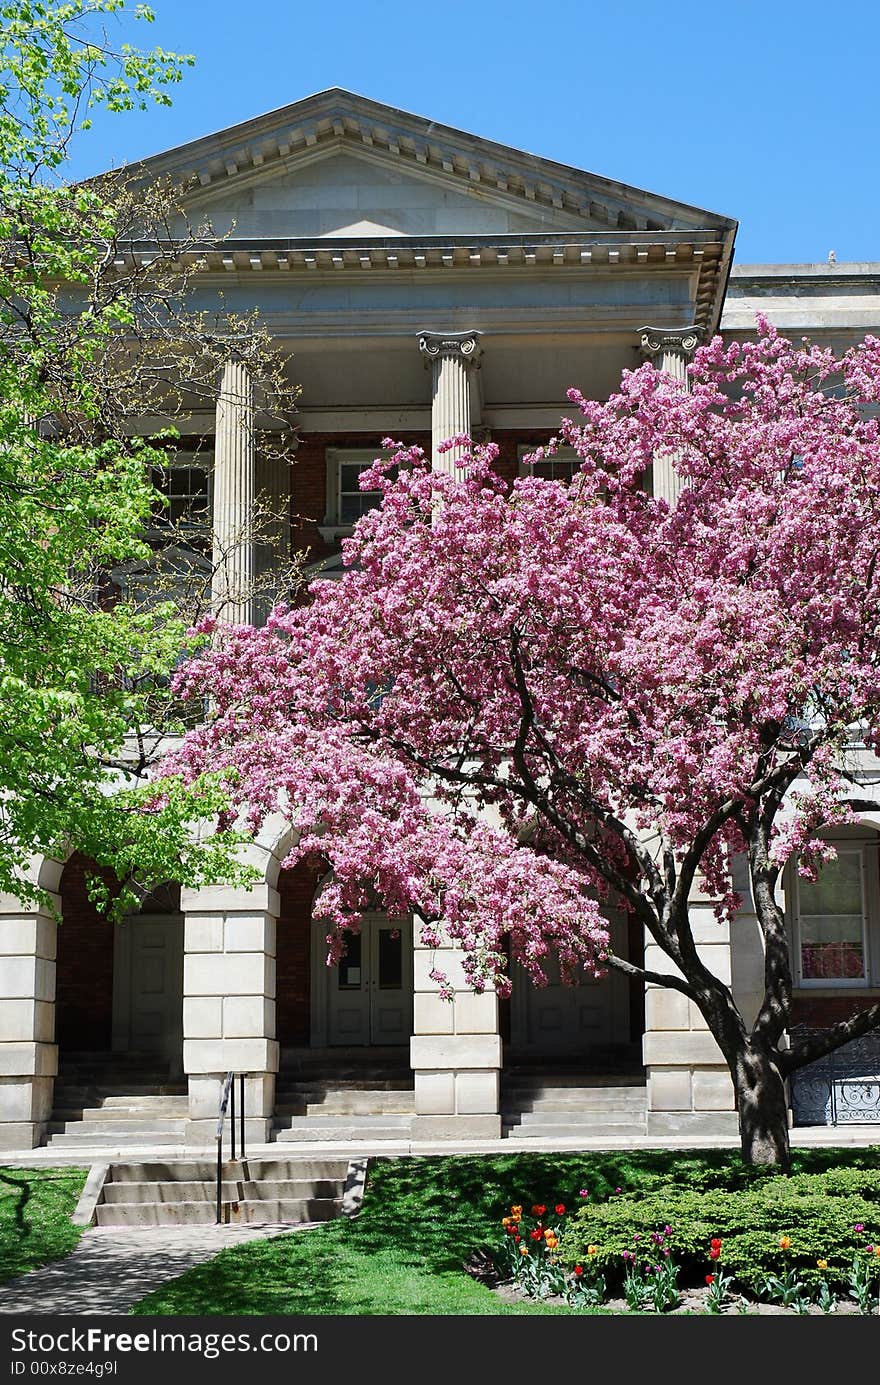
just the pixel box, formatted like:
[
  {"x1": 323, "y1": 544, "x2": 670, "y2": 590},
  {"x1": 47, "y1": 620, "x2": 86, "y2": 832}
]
[
  {"x1": 320, "y1": 448, "x2": 390, "y2": 539},
  {"x1": 792, "y1": 838, "x2": 880, "y2": 987},
  {"x1": 150, "y1": 454, "x2": 212, "y2": 546},
  {"x1": 517, "y1": 444, "x2": 580, "y2": 483}
]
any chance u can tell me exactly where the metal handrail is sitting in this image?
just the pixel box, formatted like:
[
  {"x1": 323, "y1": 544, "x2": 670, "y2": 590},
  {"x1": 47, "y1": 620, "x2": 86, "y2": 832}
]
[{"x1": 215, "y1": 1070, "x2": 247, "y2": 1223}]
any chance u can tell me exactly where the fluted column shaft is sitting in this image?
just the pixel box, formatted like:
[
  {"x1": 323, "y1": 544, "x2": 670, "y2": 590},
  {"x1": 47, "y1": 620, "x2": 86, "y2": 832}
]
[
  {"x1": 639, "y1": 326, "x2": 701, "y2": 505},
  {"x1": 212, "y1": 356, "x2": 256, "y2": 625},
  {"x1": 418, "y1": 331, "x2": 482, "y2": 475}
]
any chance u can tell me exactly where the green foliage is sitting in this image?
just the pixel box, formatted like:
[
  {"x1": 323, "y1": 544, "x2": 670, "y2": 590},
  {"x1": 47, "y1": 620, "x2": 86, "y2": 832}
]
[
  {"x1": 0, "y1": 2, "x2": 271, "y2": 905},
  {"x1": 0, "y1": 1166, "x2": 86, "y2": 1283},
  {"x1": 558, "y1": 1168, "x2": 880, "y2": 1292}
]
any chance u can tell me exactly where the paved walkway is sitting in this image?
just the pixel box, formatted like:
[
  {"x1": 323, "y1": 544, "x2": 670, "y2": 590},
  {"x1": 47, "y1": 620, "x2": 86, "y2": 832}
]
[
  {"x1": 0, "y1": 1223, "x2": 302, "y2": 1316},
  {"x1": 1, "y1": 1124, "x2": 879, "y2": 1167}
]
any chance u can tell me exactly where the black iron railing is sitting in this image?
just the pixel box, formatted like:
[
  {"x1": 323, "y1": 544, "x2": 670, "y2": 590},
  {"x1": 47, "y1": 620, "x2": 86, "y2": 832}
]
[
  {"x1": 790, "y1": 1028, "x2": 880, "y2": 1127},
  {"x1": 216, "y1": 1071, "x2": 247, "y2": 1223}
]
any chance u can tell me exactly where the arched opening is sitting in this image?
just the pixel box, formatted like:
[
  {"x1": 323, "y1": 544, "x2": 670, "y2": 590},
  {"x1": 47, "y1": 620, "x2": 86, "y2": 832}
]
[{"x1": 56, "y1": 861, "x2": 184, "y2": 1068}]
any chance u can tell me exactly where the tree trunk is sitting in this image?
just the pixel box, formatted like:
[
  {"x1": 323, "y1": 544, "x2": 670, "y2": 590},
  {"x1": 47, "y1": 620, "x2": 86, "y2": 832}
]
[{"x1": 733, "y1": 1041, "x2": 791, "y2": 1169}]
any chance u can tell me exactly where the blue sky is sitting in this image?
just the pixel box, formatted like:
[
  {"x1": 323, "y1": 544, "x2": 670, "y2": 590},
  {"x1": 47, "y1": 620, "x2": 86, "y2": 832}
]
[{"x1": 64, "y1": 0, "x2": 880, "y2": 266}]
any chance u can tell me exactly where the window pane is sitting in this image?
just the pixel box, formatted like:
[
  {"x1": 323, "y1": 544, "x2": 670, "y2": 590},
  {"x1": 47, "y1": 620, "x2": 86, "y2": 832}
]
[
  {"x1": 800, "y1": 925, "x2": 865, "y2": 980},
  {"x1": 339, "y1": 489, "x2": 383, "y2": 523},
  {"x1": 798, "y1": 854, "x2": 862, "y2": 917},
  {"x1": 338, "y1": 931, "x2": 363, "y2": 990},
  {"x1": 377, "y1": 927, "x2": 403, "y2": 990},
  {"x1": 339, "y1": 460, "x2": 383, "y2": 524},
  {"x1": 530, "y1": 458, "x2": 579, "y2": 482}
]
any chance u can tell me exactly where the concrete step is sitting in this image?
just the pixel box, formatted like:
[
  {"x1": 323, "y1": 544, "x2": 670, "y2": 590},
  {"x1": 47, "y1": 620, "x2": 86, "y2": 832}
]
[
  {"x1": 504, "y1": 1075, "x2": 646, "y2": 1089},
  {"x1": 504, "y1": 1120, "x2": 647, "y2": 1139},
  {"x1": 94, "y1": 1197, "x2": 342, "y2": 1228},
  {"x1": 44, "y1": 1130, "x2": 186, "y2": 1148},
  {"x1": 107, "y1": 1159, "x2": 351, "y2": 1182},
  {"x1": 52, "y1": 1091, "x2": 188, "y2": 1108},
  {"x1": 48, "y1": 1117, "x2": 188, "y2": 1135},
  {"x1": 52, "y1": 1104, "x2": 189, "y2": 1124},
  {"x1": 509, "y1": 1108, "x2": 647, "y2": 1127},
  {"x1": 274, "y1": 1116, "x2": 412, "y2": 1142},
  {"x1": 502, "y1": 1096, "x2": 647, "y2": 1112},
  {"x1": 102, "y1": 1178, "x2": 343, "y2": 1204},
  {"x1": 276, "y1": 1092, "x2": 415, "y2": 1116}
]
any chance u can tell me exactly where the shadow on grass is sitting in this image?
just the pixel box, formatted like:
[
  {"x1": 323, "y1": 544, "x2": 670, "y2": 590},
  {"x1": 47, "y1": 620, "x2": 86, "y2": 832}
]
[{"x1": 0, "y1": 1167, "x2": 86, "y2": 1284}]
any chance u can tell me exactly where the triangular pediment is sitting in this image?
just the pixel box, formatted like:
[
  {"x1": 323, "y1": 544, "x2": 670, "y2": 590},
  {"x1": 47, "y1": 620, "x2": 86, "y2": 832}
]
[
  {"x1": 124, "y1": 89, "x2": 735, "y2": 244},
  {"x1": 175, "y1": 143, "x2": 593, "y2": 240}
]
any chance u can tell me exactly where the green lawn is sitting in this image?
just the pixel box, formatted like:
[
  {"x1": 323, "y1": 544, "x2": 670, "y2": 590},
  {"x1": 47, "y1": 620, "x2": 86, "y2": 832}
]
[
  {"x1": 131, "y1": 1147, "x2": 880, "y2": 1316},
  {"x1": 0, "y1": 1166, "x2": 87, "y2": 1284}
]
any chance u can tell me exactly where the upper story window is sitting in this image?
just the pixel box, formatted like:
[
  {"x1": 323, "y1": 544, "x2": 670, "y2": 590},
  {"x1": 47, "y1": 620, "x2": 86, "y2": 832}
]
[
  {"x1": 518, "y1": 444, "x2": 581, "y2": 484},
  {"x1": 791, "y1": 837, "x2": 880, "y2": 988},
  {"x1": 320, "y1": 448, "x2": 389, "y2": 540},
  {"x1": 150, "y1": 454, "x2": 212, "y2": 550}
]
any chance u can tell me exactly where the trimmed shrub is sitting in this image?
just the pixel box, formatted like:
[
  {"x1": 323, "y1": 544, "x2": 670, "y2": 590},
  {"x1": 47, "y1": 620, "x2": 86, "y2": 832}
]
[{"x1": 558, "y1": 1171, "x2": 880, "y2": 1293}]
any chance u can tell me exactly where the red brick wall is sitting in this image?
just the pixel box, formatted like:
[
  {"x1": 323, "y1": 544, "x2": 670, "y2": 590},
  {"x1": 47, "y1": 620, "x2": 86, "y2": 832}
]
[
  {"x1": 56, "y1": 854, "x2": 116, "y2": 1053},
  {"x1": 791, "y1": 994, "x2": 880, "y2": 1029},
  {"x1": 276, "y1": 860, "x2": 324, "y2": 1045},
  {"x1": 288, "y1": 429, "x2": 557, "y2": 566}
]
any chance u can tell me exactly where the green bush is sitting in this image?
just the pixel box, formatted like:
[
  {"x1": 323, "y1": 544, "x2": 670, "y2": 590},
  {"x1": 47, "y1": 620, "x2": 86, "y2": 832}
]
[{"x1": 558, "y1": 1171, "x2": 880, "y2": 1293}]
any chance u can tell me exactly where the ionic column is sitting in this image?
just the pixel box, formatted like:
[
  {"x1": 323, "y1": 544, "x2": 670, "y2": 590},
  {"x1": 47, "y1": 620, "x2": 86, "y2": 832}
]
[
  {"x1": 212, "y1": 356, "x2": 256, "y2": 625},
  {"x1": 418, "y1": 331, "x2": 482, "y2": 474},
  {"x1": 638, "y1": 325, "x2": 702, "y2": 505}
]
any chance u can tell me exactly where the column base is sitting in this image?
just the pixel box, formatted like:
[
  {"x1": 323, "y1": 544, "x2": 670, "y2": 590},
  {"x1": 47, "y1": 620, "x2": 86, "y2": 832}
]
[
  {"x1": 184, "y1": 1117, "x2": 273, "y2": 1147},
  {"x1": 0, "y1": 1121, "x2": 46, "y2": 1150},
  {"x1": 410, "y1": 1114, "x2": 501, "y2": 1140}
]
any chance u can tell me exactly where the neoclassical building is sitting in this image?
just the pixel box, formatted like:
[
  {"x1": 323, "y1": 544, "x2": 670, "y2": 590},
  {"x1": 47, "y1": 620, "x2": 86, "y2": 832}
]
[{"x1": 2, "y1": 90, "x2": 879, "y2": 1151}]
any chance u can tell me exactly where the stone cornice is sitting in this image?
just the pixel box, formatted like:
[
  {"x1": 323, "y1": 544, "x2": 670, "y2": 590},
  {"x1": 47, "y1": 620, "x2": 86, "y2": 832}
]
[{"x1": 105, "y1": 237, "x2": 726, "y2": 338}]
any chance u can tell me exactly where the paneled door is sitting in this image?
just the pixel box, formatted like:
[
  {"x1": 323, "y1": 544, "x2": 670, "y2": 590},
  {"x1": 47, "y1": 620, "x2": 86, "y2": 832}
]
[
  {"x1": 510, "y1": 909, "x2": 630, "y2": 1055},
  {"x1": 111, "y1": 913, "x2": 184, "y2": 1061}
]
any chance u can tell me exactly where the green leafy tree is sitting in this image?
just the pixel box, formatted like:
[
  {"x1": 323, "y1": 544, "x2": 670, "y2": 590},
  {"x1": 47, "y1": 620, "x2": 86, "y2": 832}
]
[{"x1": 0, "y1": 1, "x2": 297, "y2": 910}]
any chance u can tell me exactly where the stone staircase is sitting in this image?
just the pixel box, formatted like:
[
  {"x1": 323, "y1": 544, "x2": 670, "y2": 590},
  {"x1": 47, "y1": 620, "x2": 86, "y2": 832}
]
[
  {"x1": 502, "y1": 1071, "x2": 647, "y2": 1140},
  {"x1": 92, "y1": 1157, "x2": 352, "y2": 1227},
  {"x1": 273, "y1": 1049, "x2": 414, "y2": 1142},
  {"x1": 44, "y1": 1052, "x2": 188, "y2": 1151}
]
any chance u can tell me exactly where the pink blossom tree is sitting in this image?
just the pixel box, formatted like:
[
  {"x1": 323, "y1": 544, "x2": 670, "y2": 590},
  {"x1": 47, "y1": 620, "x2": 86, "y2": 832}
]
[{"x1": 160, "y1": 319, "x2": 880, "y2": 1168}]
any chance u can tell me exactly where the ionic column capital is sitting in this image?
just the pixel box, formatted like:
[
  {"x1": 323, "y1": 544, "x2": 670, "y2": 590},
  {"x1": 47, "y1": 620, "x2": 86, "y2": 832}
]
[
  {"x1": 638, "y1": 325, "x2": 703, "y2": 361},
  {"x1": 418, "y1": 330, "x2": 482, "y2": 367}
]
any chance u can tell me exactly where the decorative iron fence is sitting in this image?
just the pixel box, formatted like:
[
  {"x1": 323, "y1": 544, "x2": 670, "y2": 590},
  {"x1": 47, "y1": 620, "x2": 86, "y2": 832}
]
[{"x1": 789, "y1": 1027, "x2": 880, "y2": 1126}]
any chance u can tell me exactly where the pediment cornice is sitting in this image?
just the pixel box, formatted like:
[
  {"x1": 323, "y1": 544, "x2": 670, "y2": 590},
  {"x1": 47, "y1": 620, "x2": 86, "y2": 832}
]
[{"x1": 121, "y1": 88, "x2": 736, "y2": 242}]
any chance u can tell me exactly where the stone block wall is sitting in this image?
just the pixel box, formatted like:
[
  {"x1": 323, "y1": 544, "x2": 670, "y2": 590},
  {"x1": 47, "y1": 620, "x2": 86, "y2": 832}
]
[{"x1": 181, "y1": 882, "x2": 279, "y2": 1144}]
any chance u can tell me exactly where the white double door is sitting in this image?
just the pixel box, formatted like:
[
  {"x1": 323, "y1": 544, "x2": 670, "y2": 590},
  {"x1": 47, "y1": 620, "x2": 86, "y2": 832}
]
[{"x1": 320, "y1": 914, "x2": 413, "y2": 1047}]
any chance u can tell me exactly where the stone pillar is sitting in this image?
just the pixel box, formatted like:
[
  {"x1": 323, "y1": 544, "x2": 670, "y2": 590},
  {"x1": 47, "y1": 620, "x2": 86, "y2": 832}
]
[
  {"x1": 182, "y1": 882, "x2": 278, "y2": 1145},
  {"x1": 253, "y1": 454, "x2": 292, "y2": 627},
  {"x1": 410, "y1": 927, "x2": 502, "y2": 1140},
  {"x1": 0, "y1": 893, "x2": 58, "y2": 1149},
  {"x1": 212, "y1": 356, "x2": 256, "y2": 625},
  {"x1": 638, "y1": 325, "x2": 702, "y2": 505},
  {"x1": 418, "y1": 331, "x2": 482, "y2": 474},
  {"x1": 412, "y1": 330, "x2": 500, "y2": 1138},
  {"x1": 643, "y1": 883, "x2": 738, "y2": 1136}
]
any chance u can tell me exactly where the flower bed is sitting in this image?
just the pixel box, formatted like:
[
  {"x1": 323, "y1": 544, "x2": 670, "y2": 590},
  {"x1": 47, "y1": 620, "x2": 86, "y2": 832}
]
[{"x1": 492, "y1": 1173, "x2": 880, "y2": 1314}]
